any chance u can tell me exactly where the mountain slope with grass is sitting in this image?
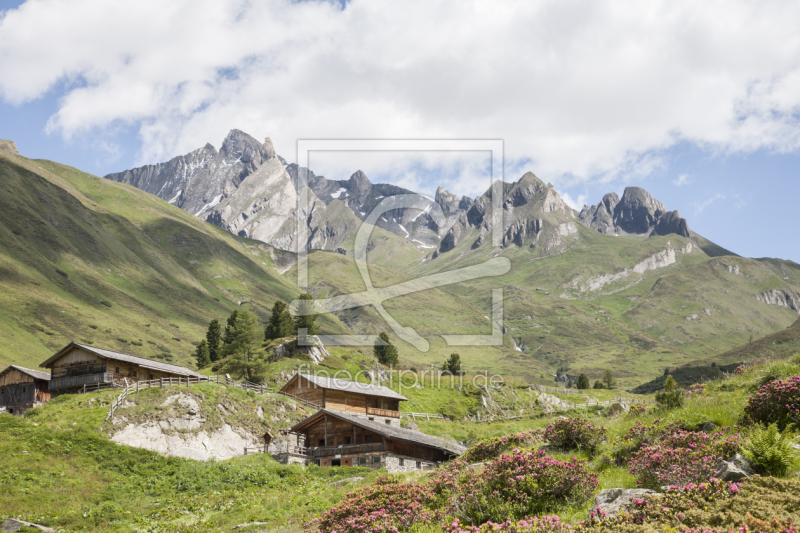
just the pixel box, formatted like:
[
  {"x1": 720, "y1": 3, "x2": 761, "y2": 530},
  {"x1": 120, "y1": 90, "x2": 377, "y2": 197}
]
[{"x1": 0, "y1": 149, "x2": 354, "y2": 370}]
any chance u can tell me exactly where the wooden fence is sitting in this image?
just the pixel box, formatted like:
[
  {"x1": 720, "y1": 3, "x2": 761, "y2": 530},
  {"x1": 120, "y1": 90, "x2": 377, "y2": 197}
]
[
  {"x1": 400, "y1": 411, "x2": 445, "y2": 421},
  {"x1": 105, "y1": 374, "x2": 319, "y2": 420}
]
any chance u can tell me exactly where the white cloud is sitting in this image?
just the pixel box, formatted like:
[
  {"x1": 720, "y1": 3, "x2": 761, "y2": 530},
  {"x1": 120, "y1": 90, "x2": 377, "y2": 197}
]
[
  {"x1": 2, "y1": 0, "x2": 800, "y2": 184},
  {"x1": 560, "y1": 192, "x2": 588, "y2": 211},
  {"x1": 692, "y1": 193, "x2": 726, "y2": 215},
  {"x1": 673, "y1": 174, "x2": 691, "y2": 186}
]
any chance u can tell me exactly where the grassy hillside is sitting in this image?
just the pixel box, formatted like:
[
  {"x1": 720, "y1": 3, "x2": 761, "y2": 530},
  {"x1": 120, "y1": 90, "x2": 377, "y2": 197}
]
[{"x1": 0, "y1": 151, "x2": 353, "y2": 370}]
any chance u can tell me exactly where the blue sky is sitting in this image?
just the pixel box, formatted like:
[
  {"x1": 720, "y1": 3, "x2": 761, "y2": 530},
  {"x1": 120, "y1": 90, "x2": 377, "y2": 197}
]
[{"x1": 2, "y1": 0, "x2": 799, "y2": 262}]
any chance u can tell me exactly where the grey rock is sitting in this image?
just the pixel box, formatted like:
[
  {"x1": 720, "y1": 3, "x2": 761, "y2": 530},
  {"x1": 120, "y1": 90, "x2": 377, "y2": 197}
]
[
  {"x1": 330, "y1": 476, "x2": 365, "y2": 486},
  {"x1": 755, "y1": 289, "x2": 800, "y2": 314},
  {"x1": 232, "y1": 522, "x2": 269, "y2": 530},
  {"x1": 593, "y1": 488, "x2": 658, "y2": 517},
  {"x1": 1, "y1": 518, "x2": 55, "y2": 532},
  {"x1": 714, "y1": 454, "x2": 757, "y2": 482},
  {"x1": 700, "y1": 421, "x2": 717, "y2": 432},
  {"x1": 653, "y1": 210, "x2": 691, "y2": 238},
  {"x1": 0, "y1": 139, "x2": 19, "y2": 156}
]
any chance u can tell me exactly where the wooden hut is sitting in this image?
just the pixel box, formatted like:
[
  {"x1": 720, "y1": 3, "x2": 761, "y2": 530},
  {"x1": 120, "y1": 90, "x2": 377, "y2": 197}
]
[
  {"x1": 40, "y1": 342, "x2": 202, "y2": 391},
  {"x1": 279, "y1": 373, "x2": 407, "y2": 425},
  {"x1": 0, "y1": 365, "x2": 51, "y2": 415},
  {"x1": 284, "y1": 409, "x2": 464, "y2": 472}
]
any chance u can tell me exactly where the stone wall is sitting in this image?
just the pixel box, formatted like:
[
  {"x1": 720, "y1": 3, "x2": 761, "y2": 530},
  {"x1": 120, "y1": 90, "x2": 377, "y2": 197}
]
[
  {"x1": 272, "y1": 452, "x2": 308, "y2": 466},
  {"x1": 382, "y1": 453, "x2": 437, "y2": 473}
]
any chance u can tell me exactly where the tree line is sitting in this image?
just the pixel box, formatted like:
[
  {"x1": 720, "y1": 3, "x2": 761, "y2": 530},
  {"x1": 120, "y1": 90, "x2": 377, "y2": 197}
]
[{"x1": 193, "y1": 294, "x2": 318, "y2": 382}]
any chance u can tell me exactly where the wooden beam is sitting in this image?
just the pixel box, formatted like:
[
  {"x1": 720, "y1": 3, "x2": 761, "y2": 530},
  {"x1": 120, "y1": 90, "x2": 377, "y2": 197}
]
[{"x1": 324, "y1": 415, "x2": 328, "y2": 447}]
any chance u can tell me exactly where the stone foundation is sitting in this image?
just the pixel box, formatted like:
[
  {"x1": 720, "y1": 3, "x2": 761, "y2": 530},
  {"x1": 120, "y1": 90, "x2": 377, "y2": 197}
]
[{"x1": 272, "y1": 452, "x2": 308, "y2": 465}]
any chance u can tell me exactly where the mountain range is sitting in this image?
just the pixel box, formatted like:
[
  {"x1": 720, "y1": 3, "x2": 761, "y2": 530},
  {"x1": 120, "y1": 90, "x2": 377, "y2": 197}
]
[{"x1": 1, "y1": 133, "x2": 798, "y2": 387}]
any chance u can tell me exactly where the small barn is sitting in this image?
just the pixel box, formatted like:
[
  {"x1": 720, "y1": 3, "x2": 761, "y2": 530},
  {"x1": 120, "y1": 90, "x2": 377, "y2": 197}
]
[
  {"x1": 279, "y1": 373, "x2": 407, "y2": 425},
  {"x1": 41, "y1": 342, "x2": 202, "y2": 391},
  {"x1": 283, "y1": 409, "x2": 464, "y2": 472},
  {"x1": 0, "y1": 365, "x2": 51, "y2": 415}
]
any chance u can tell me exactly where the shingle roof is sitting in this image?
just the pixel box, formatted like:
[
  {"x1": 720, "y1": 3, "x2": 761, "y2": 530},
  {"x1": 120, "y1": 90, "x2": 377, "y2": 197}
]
[
  {"x1": 2, "y1": 365, "x2": 51, "y2": 381},
  {"x1": 295, "y1": 373, "x2": 408, "y2": 401},
  {"x1": 40, "y1": 342, "x2": 201, "y2": 378},
  {"x1": 291, "y1": 409, "x2": 465, "y2": 456}
]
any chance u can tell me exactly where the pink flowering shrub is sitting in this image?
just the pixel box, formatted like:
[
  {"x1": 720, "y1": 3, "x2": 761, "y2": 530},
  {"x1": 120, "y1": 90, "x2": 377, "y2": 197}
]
[
  {"x1": 461, "y1": 430, "x2": 541, "y2": 464},
  {"x1": 310, "y1": 476, "x2": 440, "y2": 533},
  {"x1": 744, "y1": 376, "x2": 800, "y2": 430},
  {"x1": 453, "y1": 449, "x2": 598, "y2": 525},
  {"x1": 543, "y1": 418, "x2": 606, "y2": 452},
  {"x1": 612, "y1": 420, "x2": 680, "y2": 464},
  {"x1": 443, "y1": 516, "x2": 573, "y2": 532},
  {"x1": 626, "y1": 404, "x2": 648, "y2": 417},
  {"x1": 628, "y1": 429, "x2": 741, "y2": 488}
]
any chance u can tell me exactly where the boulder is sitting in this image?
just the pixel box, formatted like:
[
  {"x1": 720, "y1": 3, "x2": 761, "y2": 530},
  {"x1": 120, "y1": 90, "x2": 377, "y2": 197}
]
[
  {"x1": 330, "y1": 476, "x2": 364, "y2": 486},
  {"x1": 593, "y1": 488, "x2": 658, "y2": 517},
  {"x1": 714, "y1": 454, "x2": 757, "y2": 482},
  {"x1": 700, "y1": 421, "x2": 717, "y2": 433},
  {"x1": 1, "y1": 518, "x2": 55, "y2": 532}
]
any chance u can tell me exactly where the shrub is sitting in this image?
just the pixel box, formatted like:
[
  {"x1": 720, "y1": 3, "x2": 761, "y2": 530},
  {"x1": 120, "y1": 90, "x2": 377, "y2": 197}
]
[
  {"x1": 543, "y1": 418, "x2": 606, "y2": 452},
  {"x1": 312, "y1": 476, "x2": 440, "y2": 533},
  {"x1": 743, "y1": 422, "x2": 800, "y2": 477},
  {"x1": 443, "y1": 515, "x2": 573, "y2": 532},
  {"x1": 100, "y1": 300, "x2": 112, "y2": 307},
  {"x1": 88, "y1": 324, "x2": 98, "y2": 329},
  {"x1": 744, "y1": 375, "x2": 800, "y2": 430},
  {"x1": 459, "y1": 430, "x2": 541, "y2": 464},
  {"x1": 655, "y1": 375, "x2": 683, "y2": 409},
  {"x1": 627, "y1": 404, "x2": 648, "y2": 417},
  {"x1": 628, "y1": 428, "x2": 741, "y2": 488},
  {"x1": 454, "y1": 449, "x2": 598, "y2": 525}
]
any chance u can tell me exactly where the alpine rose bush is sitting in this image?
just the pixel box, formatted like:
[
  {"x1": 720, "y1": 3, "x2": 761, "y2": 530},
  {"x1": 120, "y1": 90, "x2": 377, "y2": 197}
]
[
  {"x1": 628, "y1": 429, "x2": 741, "y2": 488},
  {"x1": 461, "y1": 430, "x2": 541, "y2": 464},
  {"x1": 443, "y1": 516, "x2": 573, "y2": 532},
  {"x1": 744, "y1": 375, "x2": 800, "y2": 430},
  {"x1": 543, "y1": 418, "x2": 606, "y2": 452},
  {"x1": 453, "y1": 449, "x2": 598, "y2": 525},
  {"x1": 311, "y1": 476, "x2": 440, "y2": 533}
]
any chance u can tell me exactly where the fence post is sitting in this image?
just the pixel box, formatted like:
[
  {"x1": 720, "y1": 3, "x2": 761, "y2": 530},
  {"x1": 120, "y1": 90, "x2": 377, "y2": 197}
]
[{"x1": 160, "y1": 378, "x2": 163, "y2": 388}]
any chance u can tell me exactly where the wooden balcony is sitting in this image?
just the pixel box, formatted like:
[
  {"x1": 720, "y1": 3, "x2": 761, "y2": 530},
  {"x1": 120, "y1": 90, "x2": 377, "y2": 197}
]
[
  {"x1": 49, "y1": 372, "x2": 113, "y2": 390},
  {"x1": 310, "y1": 442, "x2": 386, "y2": 457},
  {"x1": 366, "y1": 407, "x2": 400, "y2": 418}
]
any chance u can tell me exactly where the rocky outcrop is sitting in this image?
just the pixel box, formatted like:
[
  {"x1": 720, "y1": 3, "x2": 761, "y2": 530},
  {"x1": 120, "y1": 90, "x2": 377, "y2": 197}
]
[
  {"x1": 270, "y1": 337, "x2": 331, "y2": 364},
  {"x1": 0, "y1": 139, "x2": 19, "y2": 156},
  {"x1": 566, "y1": 243, "x2": 693, "y2": 296},
  {"x1": 536, "y1": 392, "x2": 573, "y2": 413},
  {"x1": 755, "y1": 289, "x2": 800, "y2": 314},
  {"x1": 1, "y1": 518, "x2": 55, "y2": 532},
  {"x1": 593, "y1": 488, "x2": 658, "y2": 517},
  {"x1": 578, "y1": 187, "x2": 692, "y2": 238},
  {"x1": 713, "y1": 454, "x2": 757, "y2": 481}
]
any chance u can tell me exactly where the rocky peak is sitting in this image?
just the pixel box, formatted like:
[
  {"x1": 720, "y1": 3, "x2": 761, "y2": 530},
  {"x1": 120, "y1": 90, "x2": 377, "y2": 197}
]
[
  {"x1": 262, "y1": 137, "x2": 277, "y2": 160},
  {"x1": 506, "y1": 172, "x2": 545, "y2": 208},
  {"x1": 615, "y1": 187, "x2": 667, "y2": 234},
  {"x1": 219, "y1": 129, "x2": 267, "y2": 163},
  {"x1": 435, "y1": 186, "x2": 461, "y2": 215},
  {"x1": 0, "y1": 139, "x2": 19, "y2": 155},
  {"x1": 347, "y1": 170, "x2": 372, "y2": 195},
  {"x1": 578, "y1": 187, "x2": 691, "y2": 238}
]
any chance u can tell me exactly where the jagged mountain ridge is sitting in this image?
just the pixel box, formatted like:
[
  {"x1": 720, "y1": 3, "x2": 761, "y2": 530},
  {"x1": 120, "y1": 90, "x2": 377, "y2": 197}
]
[{"x1": 106, "y1": 129, "x2": 713, "y2": 260}]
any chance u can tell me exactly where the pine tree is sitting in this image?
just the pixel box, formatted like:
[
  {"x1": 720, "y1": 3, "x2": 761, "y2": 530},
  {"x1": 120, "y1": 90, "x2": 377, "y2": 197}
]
[
  {"x1": 373, "y1": 332, "x2": 399, "y2": 366},
  {"x1": 576, "y1": 373, "x2": 590, "y2": 390},
  {"x1": 593, "y1": 380, "x2": 604, "y2": 389},
  {"x1": 206, "y1": 319, "x2": 222, "y2": 362},
  {"x1": 294, "y1": 293, "x2": 319, "y2": 341},
  {"x1": 602, "y1": 369, "x2": 617, "y2": 389},
  {"x1": 195, "y1": 339, "x2": 211, "y2": 368},
  {"x1": 655, "y1": 374, "x2": 683, "y2": 409},
  {"x1": 219, "y1": 307, "x2": 268, "y2": 382},
  {"x1": 265, "y1": 300, "x2": 294, "y2": 341},
  {"x1": 442, "y1": 353, "x2": 462, "y2": 375},
  {"x1": 224, "y1": 310, "x2": 239, "y2": 345}
]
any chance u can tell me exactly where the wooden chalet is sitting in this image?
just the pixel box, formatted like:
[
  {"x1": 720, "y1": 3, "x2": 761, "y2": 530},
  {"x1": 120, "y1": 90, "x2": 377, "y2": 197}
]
[
  {"x1": 284, "y1": 409, "x2": 465, "y2": 472},
  {"x1": 40, "y1": 342, "x2": 202, "y2": 391},
  {"x1": 279, "y1": 373, "x2": 407, "y2": 425},
  {"x1": 0, "y1": 365, "x2": 51, "y2": 415}
]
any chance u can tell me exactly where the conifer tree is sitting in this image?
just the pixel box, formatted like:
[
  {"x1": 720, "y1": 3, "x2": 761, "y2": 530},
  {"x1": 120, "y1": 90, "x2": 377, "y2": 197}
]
[
  {"x1": 206, "y1": 319, "x2": 222, "y2": 362},
  {"x1": 195, "y1": 339, "x2": 211, "y2": 368},
  {"x1": 576, "y1": 373, "x2": 590, "y2": 390},
  {"x1": 294, "y1": 293, "x2": 319, "y2": 341},
  {"x1": 223, "y1": 310, "x2": 239, "y2": 345},
  {"x1": 602, "y1": 369, "x2": 617, "y2": 389},
  {"x1": 373, "y1": 332, "x2": 399, "y2": 366},
  {"x1": 265, "y1": 300, "x2": 294, "y2": 340},
  {"x1": 442, "y1": 353, "x2": 462, "y2": 375},
  {"x1": 219, "y1": 307, "x2": 268, "y2": 382}
]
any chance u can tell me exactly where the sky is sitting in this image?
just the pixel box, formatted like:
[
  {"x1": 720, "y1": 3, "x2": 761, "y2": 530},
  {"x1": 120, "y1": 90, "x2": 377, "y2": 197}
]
[{"x1": 1, "y1": 0, "x2": 800, "y2": 261}]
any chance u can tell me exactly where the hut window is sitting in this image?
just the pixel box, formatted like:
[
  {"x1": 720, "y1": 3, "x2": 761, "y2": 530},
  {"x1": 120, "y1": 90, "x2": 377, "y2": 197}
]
[
  {"x1": 399, "y1": 459, "x2": 404, "y2": 466},
  {"x1": 416, "y1": 461, "x2": 421, "y2": 469},
  {"x1": 318, "y1": 439, "x2": 325, "y2": 447},
  {"x1": 358, "y1": 457, "x2": 366, "y2": 465},
  {"x1": 115, "y1": 367, "x2": 120, "y2": 374},
  {"x1": 368, "y1": 417, "x2": 374, "y2": 421},
  {"x1": 365, "y1": 435, "x2": 373, "y2": 443},
  {"x1": 385, "y1": 419, "x2": 391, "y2": 425},
  {"x1": 344, "y1": 437, "x2": 351, "y2": 445},
  {"x1": 132, "y1": 371, "x2": 137, "y2": 377},
  {"x1": 22, "y1": 387, "x2": 26, "y2": 393}
]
